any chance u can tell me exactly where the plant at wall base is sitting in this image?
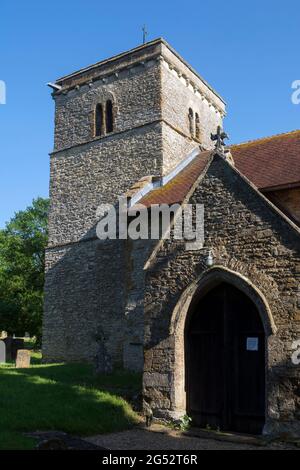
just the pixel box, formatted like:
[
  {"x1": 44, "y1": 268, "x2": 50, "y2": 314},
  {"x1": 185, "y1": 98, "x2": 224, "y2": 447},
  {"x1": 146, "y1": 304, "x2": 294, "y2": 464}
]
[{"x1": 179, "y1": 414, "x2": 192, "y2": 432}]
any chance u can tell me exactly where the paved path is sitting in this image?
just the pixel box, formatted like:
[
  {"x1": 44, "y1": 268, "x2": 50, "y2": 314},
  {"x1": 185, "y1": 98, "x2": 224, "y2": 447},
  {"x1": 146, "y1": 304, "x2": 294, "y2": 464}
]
[{"x1": 85, "y1": 425, "x2": 298, "y2": 450}]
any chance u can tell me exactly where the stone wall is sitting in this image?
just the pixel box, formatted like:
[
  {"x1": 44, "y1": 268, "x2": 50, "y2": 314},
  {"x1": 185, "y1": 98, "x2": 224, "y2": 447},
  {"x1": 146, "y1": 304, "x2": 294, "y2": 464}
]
[
  {"x1": 143, "y1": 154, "x2": 300, "y2": 435},
  {"x1": 161, "y1": 122, "x2": 199, "y2": 175},
  {"x1": 123, "y1": 239, "x2": 155, "y2": 371},
  {"x1": 54, "y1": 61, "x2": 162, "y2": 152},
  {"x1": 160, "y1": 58, "x2": 223, "y2": 154},
  {"x1": 48, "y1": 123, "x2": 163, "y2": 246},
  {"x1": 43, "y1": 39, "x2": 226, "y2": 367},
  {"x1": 43, "y1": 238, "x2": 127, "y2": 365}
]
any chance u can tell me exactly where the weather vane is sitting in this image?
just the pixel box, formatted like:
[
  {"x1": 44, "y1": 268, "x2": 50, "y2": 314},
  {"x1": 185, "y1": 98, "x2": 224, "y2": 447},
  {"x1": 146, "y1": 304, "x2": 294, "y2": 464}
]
[
  {"x1": 211, "y1": 126, "x2": 229, "y2": 152},
  {"x1": 142, "y1": 25, "x2": 148, "y2": 44}
]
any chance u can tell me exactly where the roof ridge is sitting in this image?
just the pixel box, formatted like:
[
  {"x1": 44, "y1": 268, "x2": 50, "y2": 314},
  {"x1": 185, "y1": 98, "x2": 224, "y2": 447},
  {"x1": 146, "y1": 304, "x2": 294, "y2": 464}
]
[{"x1": 230, "y1": 129, "x2": 300, "y2": 149}]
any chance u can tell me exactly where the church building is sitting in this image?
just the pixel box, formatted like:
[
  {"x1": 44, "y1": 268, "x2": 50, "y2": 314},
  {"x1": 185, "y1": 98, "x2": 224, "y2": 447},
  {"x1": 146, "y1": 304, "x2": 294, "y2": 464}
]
[{"x1": 43, "y1": 38, "x2": 300, "y2": 436}]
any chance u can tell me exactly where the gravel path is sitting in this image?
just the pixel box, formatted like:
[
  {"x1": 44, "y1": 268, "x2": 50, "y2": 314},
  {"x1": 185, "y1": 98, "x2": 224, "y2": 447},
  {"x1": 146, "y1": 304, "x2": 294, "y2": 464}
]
[{"x1": 85, "y1": 426, "x2": 298, "y2": 450}]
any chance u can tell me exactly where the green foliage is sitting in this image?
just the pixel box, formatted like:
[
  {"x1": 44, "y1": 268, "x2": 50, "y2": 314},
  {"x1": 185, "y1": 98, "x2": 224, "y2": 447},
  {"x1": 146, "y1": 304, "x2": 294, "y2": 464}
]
[
  {"x1": 0, "y1": 432, "x2": 36, "y2": 450},
  {"x1": 0, "y1": 359, "x2": 139, "y2": 449},
  {"x1": 179, "y1": 414, "x2": 192, "y2": 431},
  {"x1": 0, "y1": 198, "x2": 49, "y2": 343}
]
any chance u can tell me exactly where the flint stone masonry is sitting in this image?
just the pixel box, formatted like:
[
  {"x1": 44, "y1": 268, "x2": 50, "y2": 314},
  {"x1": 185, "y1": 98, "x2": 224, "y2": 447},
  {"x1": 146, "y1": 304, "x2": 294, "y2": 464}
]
[{"x1": 143, "y1": 154, "x2": 300, "y2": 436}]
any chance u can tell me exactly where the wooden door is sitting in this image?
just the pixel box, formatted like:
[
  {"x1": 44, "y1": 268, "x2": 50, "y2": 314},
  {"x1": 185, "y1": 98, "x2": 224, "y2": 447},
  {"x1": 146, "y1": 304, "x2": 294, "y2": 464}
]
[{"x1": 186, "y1": 283, "x2": 265, "y2": 434}]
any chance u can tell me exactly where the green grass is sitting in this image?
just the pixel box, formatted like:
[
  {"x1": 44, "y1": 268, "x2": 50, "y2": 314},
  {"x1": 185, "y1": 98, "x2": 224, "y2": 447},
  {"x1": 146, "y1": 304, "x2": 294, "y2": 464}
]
[
  {"x1": 0, "y1": 352, "x2": 141, "y2": 450},
  {"x1": 0, "y1": 432, "x2": 36, "y2": 450}
]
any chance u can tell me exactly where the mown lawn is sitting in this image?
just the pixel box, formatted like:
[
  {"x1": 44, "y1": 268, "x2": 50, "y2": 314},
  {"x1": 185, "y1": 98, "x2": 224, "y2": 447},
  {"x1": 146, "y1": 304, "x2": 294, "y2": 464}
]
[{"x1": 0, "y1": 352, "x2": 141, "y2": 450}]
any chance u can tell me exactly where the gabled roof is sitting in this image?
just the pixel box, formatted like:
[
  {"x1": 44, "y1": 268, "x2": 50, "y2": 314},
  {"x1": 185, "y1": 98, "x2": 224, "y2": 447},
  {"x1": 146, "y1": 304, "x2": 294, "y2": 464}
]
[
  {"x1": 143, "y1": 151, "x2": 300, "y2": 273},
  {"x1": 140, "y1": 151, "x2": 212, "y2": 207},
  {"x1": 232, "y1": 129, "x2": 300, "y2": 191},
  {"x1": 138, "y1": 130, "x2": 300, "y2": 207}
]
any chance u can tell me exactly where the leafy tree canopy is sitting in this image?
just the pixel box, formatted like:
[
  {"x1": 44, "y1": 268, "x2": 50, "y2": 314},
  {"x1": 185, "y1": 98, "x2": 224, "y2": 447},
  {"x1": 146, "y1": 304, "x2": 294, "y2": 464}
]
[{"x1": 0, "y1": 197, "x2": 49, "y2": 343}]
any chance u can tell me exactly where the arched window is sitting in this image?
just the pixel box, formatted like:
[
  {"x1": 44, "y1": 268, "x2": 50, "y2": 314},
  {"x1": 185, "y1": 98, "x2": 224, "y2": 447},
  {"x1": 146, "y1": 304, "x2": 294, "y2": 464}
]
[
  {"x1": 188, "y1": 108, "x2": 194, "y2": 136},
  {"x1": 106, "y1": 100, "x2": 114, "y2": 133},
  {"x1": 95, "y1": 103, "x2": 103, "y2": 137},
  {"x1": 195, "y1": 113, "x2": 200, "y2": 140}
]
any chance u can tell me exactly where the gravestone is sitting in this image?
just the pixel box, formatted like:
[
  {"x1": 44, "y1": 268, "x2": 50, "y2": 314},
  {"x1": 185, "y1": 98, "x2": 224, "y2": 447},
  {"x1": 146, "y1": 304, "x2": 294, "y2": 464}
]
[
  {"x1": 0, "y1": 340, "x2": 5, "y2": 363},
  {"x1": 16, "y1": 349, "x2": 31, "y2": 368},
  {"x1": 4, "y1": 337, "x2": 24, "y2": 361}
]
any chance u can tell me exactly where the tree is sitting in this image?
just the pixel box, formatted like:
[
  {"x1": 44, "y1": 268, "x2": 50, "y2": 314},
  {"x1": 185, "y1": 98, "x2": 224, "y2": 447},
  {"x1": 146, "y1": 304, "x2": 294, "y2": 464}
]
[{"x1": 0, "y1": 197, "x2": 49, "y2": 344}]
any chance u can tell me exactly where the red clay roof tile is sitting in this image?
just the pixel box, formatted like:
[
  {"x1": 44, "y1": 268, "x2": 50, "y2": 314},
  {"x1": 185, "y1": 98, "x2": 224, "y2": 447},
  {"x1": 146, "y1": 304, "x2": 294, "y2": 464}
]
[
  {"x1": 232, "y1": 129, "x2": 300, "y2": 190},
  {"x1": 140, "y1": 150, "x2": 212, "y2": 207},
  {"x1": 138, "y1": 130, "x2": 300, "y2": 207}
]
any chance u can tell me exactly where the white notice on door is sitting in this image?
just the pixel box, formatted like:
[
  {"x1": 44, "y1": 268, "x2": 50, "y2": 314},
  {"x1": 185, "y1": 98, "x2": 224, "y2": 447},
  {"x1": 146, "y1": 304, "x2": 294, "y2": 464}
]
[{"x1": 246, "y1": 337, "x2": 258, "y2": 351}]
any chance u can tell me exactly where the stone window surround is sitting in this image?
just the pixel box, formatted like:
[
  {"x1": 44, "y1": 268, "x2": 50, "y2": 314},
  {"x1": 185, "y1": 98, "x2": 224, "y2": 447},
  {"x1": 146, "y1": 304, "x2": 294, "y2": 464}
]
[
  {"x1": 51, "y1": 48, "x2": 225, "y2": 153},
  {"x1": 52, "y1": 54, "x2": 226, "y2": 118},
  {"x1": 94, "y1": 103, "x2": 103, "y2": 137},
  {"x1": 195, "y1": 112, "x2": 200, "y2": 140},
  {"x1": 89, "y1": 89, "x2": 116, "y2": 139},
  {"x1": 93, "y1": 99, "x2": 114, "y2": 138},
  {"x1": 188, "y1": 108, "x2": 201, "y2": 141},
  {"x1": 50, "y1": 118, "x2": 207, "y2": 157}
]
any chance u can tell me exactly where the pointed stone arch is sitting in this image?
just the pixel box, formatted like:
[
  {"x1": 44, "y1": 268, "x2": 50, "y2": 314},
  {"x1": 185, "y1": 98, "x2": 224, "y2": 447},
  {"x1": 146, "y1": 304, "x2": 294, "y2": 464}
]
[{"x1": 168, "y1": 265, "x2": 276, "y2": 419}]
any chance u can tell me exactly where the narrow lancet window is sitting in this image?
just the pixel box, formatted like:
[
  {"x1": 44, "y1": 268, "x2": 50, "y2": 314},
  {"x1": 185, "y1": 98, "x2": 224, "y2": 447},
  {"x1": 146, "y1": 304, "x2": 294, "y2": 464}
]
[
  {"x1": 195, "y1": 113, "x2": 200, "y2": 140},
  {"x1": 188, "y1": 108, "x2": 194, "y2": 136},
  {"x1": 95, "y1": 103, "x2": 103, "y2": 137},
  {"x1": 106, "y1": 100, "x2": 113, "y2": 133}
]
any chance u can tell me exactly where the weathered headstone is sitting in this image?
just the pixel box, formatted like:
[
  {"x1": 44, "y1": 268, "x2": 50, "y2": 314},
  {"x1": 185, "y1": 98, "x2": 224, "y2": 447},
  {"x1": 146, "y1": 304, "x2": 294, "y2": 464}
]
[
  {"x1": 16, "y1": 349, "x2": 31, "y2": 368},
  {"x1": 0, "y1": 340, "x2": 5, "y2": 363},
  {"x1": 12, "y1": 339, "x2": 24, "y2": 360},
  {"x1": 4, "y1": 337, "x2": 24, "y2": 361}
]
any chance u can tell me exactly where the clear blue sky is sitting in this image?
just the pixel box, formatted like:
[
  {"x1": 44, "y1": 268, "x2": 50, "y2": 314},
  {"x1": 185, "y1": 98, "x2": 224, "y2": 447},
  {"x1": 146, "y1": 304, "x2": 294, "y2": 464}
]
[{"x1": 0, "y1": 0, "x2": 299, "y2": 227}]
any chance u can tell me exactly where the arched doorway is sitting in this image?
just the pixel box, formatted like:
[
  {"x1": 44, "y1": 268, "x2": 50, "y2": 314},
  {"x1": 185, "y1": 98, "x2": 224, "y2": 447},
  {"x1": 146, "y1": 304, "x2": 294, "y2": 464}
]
[{"x1": 185, "y1": 281, "x2": 265, "y2": 434}]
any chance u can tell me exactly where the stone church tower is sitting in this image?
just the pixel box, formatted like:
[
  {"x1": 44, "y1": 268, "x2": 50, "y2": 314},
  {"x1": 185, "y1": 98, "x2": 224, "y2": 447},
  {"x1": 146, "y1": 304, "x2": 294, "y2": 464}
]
[
  {"x1": 43, "y1": 38, "x2": 300, "y2": 435},
  {"x1": 43, "y1": 39, "x2": 226, "y2": 366}
]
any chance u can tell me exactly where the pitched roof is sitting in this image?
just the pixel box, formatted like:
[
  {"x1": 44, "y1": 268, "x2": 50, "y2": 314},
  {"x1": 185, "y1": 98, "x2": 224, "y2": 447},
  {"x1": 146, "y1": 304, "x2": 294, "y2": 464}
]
[
  {"x1": 138, "y1": 130, "x2": 300, "y2": 207},
  {"x1": 232, "y1": 129, "x2": 300, "y2": 190},
  {"x1": 140, "y1": 151, "x2": 212, "y2": 207}
]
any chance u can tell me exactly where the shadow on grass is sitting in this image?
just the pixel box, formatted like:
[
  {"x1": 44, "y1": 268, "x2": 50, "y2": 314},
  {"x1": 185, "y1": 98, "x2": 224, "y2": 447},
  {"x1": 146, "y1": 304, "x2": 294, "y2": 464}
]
[
  {"x1": 21, "y1": 360, "x2": 142, "y2": 393},
  {"x1": 0, "y1": 361, "x2": 141, "y2": 449}
]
